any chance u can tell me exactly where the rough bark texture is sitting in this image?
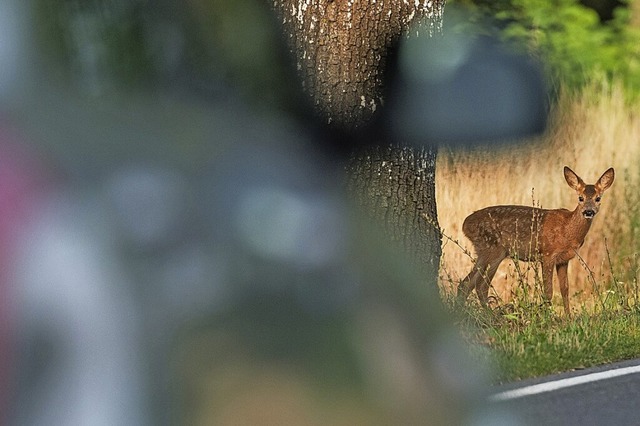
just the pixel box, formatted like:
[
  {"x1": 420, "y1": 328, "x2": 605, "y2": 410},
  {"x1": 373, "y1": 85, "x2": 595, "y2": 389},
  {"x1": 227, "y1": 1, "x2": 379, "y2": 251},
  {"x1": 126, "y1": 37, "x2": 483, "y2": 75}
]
[
  {"x1": 272, "y1": 0, "x2": 444, "y2": 127},
  {"x1": 347, "y1": 145, "x2": 441, "y2": 276},
  {"x1": 271, "y1": 0, "x2": 445, "y2": 281}
]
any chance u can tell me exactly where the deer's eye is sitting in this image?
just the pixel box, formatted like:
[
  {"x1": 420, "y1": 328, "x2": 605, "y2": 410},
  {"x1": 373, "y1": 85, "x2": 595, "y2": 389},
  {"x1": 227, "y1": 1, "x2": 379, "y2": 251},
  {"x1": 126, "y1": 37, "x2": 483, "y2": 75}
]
[
  {"x1": 596, "y1": 196, "x2": 601, "y2": 202},
  {"x1": 579, "y1": 196, "x2": 585, "y2": 202}
]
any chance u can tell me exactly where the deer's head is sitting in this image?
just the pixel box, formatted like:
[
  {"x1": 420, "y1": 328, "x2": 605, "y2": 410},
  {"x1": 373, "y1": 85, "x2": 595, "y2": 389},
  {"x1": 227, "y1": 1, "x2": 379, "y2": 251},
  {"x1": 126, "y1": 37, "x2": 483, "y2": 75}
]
[{"x1": 564, "y1": 166, "x2": 615, "y2": 220}]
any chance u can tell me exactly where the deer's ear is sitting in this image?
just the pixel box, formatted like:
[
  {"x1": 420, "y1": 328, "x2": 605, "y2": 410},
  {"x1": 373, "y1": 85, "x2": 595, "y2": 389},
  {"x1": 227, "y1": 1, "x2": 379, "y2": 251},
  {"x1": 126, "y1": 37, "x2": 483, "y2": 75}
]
[
  {"x1": 596, "y1": 167, "x2": 615, "y2": 192},
  {"x1": 564, "y1": 166, "x2": 585, "y2": 191}
]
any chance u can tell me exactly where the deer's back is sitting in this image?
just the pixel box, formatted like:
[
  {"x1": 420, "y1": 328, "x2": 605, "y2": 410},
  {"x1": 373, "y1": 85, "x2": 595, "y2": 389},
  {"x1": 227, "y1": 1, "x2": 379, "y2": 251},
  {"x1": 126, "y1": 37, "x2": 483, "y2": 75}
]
[{"x1": 463, "y1": 205, "x2": 546, "y2": 259}]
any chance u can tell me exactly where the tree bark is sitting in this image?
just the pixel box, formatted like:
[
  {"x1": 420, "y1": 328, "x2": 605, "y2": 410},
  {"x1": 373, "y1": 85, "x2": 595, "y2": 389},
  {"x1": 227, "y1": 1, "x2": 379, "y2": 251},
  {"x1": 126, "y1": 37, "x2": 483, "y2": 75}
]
[
  {"x1": 347, "y1": 145, "x2": 441, "y2": 275},
  {"x1": 272, "y1": 0, "x2": 444, "y2": 127},
  {"x1": 271, "y1": 0, "x2": 445, "y2": 283}
]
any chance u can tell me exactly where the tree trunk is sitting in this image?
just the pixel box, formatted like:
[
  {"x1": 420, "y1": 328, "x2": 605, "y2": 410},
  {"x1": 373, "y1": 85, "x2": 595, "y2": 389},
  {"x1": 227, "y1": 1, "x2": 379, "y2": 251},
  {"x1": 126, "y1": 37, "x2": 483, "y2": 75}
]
[
  {"x1": 271, "y1": 0, "x2": 445, "y2": 284},
  {"x1": 347, "y1": 145, "x2": 441, "y2": 275},
  {"x1": 272, "y1": 0, "x2": 444, "y2": 127}
]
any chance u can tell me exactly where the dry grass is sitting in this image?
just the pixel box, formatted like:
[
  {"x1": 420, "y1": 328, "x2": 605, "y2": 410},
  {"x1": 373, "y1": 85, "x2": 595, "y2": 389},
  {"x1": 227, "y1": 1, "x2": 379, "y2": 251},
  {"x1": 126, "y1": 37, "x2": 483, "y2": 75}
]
[{"x1": 436, "y1": 81, "x2": 640, "y2": 309}]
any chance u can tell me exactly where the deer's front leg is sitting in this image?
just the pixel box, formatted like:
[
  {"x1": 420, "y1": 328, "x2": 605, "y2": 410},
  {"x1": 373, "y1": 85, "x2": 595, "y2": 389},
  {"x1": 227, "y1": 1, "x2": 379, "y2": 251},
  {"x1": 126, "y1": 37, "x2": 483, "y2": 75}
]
[
  {"x1": 556, "y1": 262, "x2": 570, "y2": 315},
  {"x1": 541, "y1": 258, "x2": 554, "y2": 304}
]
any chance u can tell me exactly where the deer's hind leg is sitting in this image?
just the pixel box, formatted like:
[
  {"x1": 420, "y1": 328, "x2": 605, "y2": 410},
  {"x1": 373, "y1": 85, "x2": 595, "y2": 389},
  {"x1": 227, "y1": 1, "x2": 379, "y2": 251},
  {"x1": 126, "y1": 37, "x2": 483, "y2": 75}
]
[
  {"x1": 458, "y1": 248, "x2": 507, "y2": 307},
  {"x1": 457, "y1": 269, "x2": 479, "y2": 305}
]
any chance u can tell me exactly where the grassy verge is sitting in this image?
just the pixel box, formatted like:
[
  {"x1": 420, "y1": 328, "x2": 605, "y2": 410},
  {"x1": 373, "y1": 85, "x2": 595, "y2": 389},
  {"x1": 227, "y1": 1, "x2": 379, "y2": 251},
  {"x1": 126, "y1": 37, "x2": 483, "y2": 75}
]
[
  {"x1": 440, "y1": 216, "x2": 640, "y2": 383},
  {"x1": 490, "y1": 310, "x2": 640, "y2": 382},
  {"x1": 456, "y1": 304, "x2": 640, "y2": 383}
]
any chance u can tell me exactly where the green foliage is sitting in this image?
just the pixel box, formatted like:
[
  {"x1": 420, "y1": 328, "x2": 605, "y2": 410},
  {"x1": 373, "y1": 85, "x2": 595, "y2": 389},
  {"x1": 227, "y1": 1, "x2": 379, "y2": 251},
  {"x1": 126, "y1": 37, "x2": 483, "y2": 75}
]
[{"x1": 451, "y1": 0, "x2": 640, "y2": 96}]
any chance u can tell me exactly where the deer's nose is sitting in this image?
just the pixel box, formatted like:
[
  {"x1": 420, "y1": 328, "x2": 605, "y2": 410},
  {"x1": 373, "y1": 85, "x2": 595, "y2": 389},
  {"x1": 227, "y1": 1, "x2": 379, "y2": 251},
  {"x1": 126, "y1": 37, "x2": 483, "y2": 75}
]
[{"x1": 583, "y1": 209, "x2": 596, "y2": 218}]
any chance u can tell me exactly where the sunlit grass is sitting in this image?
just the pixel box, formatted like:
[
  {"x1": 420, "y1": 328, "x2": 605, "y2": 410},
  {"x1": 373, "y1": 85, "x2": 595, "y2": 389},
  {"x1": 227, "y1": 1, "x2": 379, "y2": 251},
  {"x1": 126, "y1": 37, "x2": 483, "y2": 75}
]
[
  {"x1": 444, "y1": 242, "x2": 640, "y2": 382},
  {"x1": 437, "y1": 79, "x2": 640, "y2": 381},
  {"x1": 436, "y1": 80, "x2": 640, "y2": 305}
]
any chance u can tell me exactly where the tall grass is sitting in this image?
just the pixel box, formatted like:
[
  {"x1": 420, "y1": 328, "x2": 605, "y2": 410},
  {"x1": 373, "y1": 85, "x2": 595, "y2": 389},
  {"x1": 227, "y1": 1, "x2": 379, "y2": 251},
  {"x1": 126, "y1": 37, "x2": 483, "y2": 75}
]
[{"x1": 436, "y1": 80, "x2": 640, "y2": 310}]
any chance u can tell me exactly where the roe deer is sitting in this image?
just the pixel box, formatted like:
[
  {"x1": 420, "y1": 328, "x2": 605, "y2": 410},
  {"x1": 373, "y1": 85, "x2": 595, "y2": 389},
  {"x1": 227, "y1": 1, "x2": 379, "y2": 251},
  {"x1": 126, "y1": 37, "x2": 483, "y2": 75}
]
[{"x1": 457, "y1": 166, "x2": 615, "y2": 315}]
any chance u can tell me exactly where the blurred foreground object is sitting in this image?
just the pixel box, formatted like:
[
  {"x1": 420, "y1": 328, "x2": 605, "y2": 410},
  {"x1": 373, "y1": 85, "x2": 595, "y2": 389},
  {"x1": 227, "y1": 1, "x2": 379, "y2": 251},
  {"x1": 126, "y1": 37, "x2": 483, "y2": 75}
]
[
  {"x1": 0, "y1": 130, "x2": 48, "y2": 426},
  {"x1": 12, "y1": 184, "x2": 146, "y2": 426},
  {"x1": 4, "y1": 1, "x2": 547, "y2": 425},
  {"x1": 388, "y1": 11, "x2": 548, "y2": 146}
]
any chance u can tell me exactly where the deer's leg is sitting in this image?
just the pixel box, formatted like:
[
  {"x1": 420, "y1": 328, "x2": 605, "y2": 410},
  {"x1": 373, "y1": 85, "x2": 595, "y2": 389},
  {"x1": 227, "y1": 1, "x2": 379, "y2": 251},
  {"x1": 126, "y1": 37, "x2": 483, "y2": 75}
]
[
  {"x1": 541, "y1": 258, "x2": 554, "y2": 305},
  {"x1": 475, "y1": 251, "x2": 506, "y2": 306},
  {"x1": 556, "y1": 262, "x2": 570, "y2": 315},
  {"x1": 458, "y1": 247, "x2": 506, "y2": 307},
  {"x1": 457, "y1": 264, "x2": 483, "y2": 305}
]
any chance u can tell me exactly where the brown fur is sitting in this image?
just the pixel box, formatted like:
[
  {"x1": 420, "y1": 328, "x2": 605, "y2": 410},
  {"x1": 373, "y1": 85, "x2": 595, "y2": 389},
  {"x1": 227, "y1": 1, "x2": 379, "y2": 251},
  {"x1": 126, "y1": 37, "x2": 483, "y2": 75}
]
[{"x1": 457, "y1": 166, "x2": 615, "y2": 315}]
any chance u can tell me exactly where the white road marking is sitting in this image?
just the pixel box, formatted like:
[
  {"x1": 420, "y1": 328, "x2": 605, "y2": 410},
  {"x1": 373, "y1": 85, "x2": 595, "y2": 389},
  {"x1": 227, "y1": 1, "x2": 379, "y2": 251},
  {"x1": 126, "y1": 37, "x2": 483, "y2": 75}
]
[{"x1": 490, "y1": 364, "x2": 640, "y2": 401}]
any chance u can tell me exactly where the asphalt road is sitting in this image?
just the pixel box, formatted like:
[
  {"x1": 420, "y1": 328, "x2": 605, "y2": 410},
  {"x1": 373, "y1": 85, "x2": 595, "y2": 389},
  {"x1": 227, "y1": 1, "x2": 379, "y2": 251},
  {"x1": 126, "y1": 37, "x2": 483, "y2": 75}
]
[{"x1": 487, "y1": 358, "x2": 640, "y2": 426}]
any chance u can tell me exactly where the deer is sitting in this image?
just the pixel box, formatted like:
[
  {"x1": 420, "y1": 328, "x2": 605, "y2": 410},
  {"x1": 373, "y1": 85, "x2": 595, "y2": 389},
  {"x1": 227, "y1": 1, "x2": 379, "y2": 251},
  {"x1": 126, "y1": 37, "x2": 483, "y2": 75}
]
[{"x1": 457, "y1": 166, "x2": 615, "y2": 315}]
